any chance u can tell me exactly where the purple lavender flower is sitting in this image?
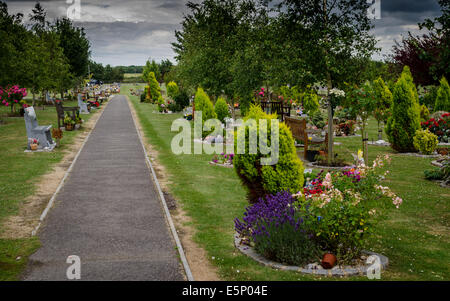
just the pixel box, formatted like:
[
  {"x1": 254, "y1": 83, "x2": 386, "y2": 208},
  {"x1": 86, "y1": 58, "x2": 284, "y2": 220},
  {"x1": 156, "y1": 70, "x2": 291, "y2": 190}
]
[{"x1": 234, "y1": 191, "x2": 303, "y2": 240}]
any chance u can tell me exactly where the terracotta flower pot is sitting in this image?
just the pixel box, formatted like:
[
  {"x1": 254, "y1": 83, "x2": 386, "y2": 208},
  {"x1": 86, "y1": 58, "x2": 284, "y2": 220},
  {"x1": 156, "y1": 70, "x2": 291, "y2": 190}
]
[
  {"x1": 321, "y1": 253, "x2": 337, "y2": 269},
  {"x1": 30, "y1": 143, "x2": 38, "y2": 151}
]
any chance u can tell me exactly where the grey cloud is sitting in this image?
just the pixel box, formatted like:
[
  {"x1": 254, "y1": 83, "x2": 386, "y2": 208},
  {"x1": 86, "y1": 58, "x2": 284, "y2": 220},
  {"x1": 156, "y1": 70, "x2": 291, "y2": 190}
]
[{"x1": 4, "y1": 0, "x2": 445, "y2": 65}]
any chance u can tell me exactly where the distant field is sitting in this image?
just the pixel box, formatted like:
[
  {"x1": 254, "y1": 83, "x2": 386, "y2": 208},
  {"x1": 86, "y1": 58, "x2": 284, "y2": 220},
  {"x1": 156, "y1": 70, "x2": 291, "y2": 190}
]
[{"x1": 124, "y1": 73, "x2": 143, "y2": 78}]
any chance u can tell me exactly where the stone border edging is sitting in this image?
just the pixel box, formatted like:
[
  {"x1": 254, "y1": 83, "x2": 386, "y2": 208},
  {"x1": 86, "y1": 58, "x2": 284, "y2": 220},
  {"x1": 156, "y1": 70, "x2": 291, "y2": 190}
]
[{"x1": 234, "y1": 233, "x2": 388, "y2": 277}]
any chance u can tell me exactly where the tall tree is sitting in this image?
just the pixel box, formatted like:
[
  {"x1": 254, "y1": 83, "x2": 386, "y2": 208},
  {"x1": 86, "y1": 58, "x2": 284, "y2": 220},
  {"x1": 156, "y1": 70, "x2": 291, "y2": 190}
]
[
  {"x1": 392, "y1": 0, "x2": 449, "y2": 85},
  {"x1": 173, "y1": 0, "x2": 261, "y2": 101},
  {"x1": 0, "y1": 1, "x2": 30, "y2": 87},
  {"x1": 54, "y1": 17, "x2": 91, "y2": 78},
  {"x1": 275, "y1": 0, "x2": 378, "y2": 163},
  {"x1": 159, "y1": 59, "x2": 173, "y2": 81}
]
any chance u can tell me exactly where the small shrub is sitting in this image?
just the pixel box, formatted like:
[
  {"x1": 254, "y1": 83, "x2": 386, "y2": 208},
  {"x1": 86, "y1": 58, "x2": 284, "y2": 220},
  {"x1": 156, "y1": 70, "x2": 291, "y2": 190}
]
[
  {"x1": 167, "y1": 81, "x2": 179, "y2": 99},
  {"x1": 420, "y1": 104, "x2": 430, "y2": 122},
  {"x1": 435, "y1": 77, "x2": 450, "y2": 112},
  {"x1": 148, "y1": 72, "x2": 161, "y2": 102},
  {"x1": 420, "y1": 86, "x2": 438, "y2": 109},
  {"x1": 157, "y1": 96, "x2": 165, "y2": 112},
  {"x1": 194, "y1": 88, "x2": 217, "y2": 138},
  {"x1": 309, "y1": 109, "x2": 326, "y2": 129},
  {"x1": 424, "y1": 169, "x2": 444, "y2": 180},
  {"x1": 167, "y1": 100, "x2": 181, "y2": 112},
  {"x1": 174, "y1": 89, "x2": 190, "y2": 110},
  {"x1": 234, "y1": 105, "x2": 304, "y2": 203},
  {"x1": 302, "y1": 87, "x2": 320, "y2": 115},
  {"x1": 214, "y1": 97, "x2": 230, "y2": 123},
  {"x1": 413, "y1": 129, "x2": 438, "y2": 154},
  {"x1": 140, "y1": 93, "x2": 146, "y2": 103}
]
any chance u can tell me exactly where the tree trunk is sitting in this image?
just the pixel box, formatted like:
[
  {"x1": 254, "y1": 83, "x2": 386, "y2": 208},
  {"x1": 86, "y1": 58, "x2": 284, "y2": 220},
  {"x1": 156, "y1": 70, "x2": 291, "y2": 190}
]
[
  {"x1": 32, "y1": 92, "x2": 36, "y2": 107},
  {"x1": 362, "y1": 120, "x2": 368, "y2": 164},
  {"x1": 326, "y1": 74, "x2": 333, "y2": 165},
  {"x1": 231, "y1": 97, "x2": 236, "y2": 119},
  {"x1": 323, "y1": 0, "x2": 333, "y2": 165}
]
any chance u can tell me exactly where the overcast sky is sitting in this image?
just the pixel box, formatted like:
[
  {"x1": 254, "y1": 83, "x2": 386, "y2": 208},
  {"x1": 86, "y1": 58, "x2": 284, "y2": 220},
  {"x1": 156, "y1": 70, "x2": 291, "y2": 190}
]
[{"x1": 4, "y1": 0, "x2": 443, "y2": 66}]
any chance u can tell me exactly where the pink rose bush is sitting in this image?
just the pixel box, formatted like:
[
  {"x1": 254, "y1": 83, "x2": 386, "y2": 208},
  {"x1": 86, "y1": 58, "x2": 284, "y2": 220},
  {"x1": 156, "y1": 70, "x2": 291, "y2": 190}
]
[{"x1": 0, "y1": 85, "x2": 27, "y2": 111}]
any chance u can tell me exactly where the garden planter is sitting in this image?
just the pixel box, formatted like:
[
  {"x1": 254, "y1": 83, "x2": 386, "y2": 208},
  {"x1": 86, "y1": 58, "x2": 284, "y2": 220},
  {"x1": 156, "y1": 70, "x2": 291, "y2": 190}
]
[
  {"x1": 65, "y1": 124, "x2": 74, "y2": 131},
  {"x1": 306, "y1": 150, "x2": 319, "y2": 162},
  {"x1": 30, "y1": 143, "x2": 38, "y2": 151},
  {"x1": 321, "y1": 253, "x2": 337, "y2": 269}
]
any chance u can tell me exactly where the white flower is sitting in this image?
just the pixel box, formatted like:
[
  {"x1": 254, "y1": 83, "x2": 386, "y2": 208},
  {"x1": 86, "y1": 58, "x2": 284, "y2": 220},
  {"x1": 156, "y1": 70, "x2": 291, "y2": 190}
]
[{"x1": 329, "y1": 88, "x2": 345, "y2": 97}]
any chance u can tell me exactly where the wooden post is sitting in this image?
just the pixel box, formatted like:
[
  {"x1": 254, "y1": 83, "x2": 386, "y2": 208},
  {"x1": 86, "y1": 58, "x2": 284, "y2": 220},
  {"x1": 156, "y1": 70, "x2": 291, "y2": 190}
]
[{"x1": 327, "y1": 98, "x2": 333, "y2": 164}]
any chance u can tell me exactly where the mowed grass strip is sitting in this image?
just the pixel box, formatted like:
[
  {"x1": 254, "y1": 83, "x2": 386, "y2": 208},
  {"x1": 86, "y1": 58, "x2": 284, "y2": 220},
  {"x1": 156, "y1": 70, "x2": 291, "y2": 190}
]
[
  {"x1": 0, "y1": 101, "x2": 99, "y2": 280},
  {"x1": 123, "y1": 84, "x2": 449, "y2": 281}
]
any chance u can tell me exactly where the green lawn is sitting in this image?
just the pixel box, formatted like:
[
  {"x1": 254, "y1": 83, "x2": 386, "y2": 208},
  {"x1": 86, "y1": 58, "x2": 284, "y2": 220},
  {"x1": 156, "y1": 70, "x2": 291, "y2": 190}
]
[
  {"x1": 0, "y1": 101, "x2": 101, "y2": 280},
  {"x1": 122, "y1": 84, "x2": 449, "y2": 281}
]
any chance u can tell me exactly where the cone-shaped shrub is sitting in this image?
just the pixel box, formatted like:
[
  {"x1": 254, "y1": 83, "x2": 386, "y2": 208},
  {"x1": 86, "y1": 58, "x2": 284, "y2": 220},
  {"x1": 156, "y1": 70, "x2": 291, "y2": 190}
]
[
  {"x1": 147, "y1": 72, "x2": 161, "y2": 103},
  {"x1": 435, "y1": 77, "x2": 450, "y2": 112},
  {"x1": 372, "y1": 77, "x2": 393, "y2": 122},
  {"x1": 167, "y1": 81, "x2": 179, "y2": 99},
  {"x1": 215, "y1": 97, "x2": 230, "y2": 123},
  {"x1": 194, "y1": 88, "x2": 217, "y2": 138},
  {"x1": 385, "y1": 66, "x2": 421, "y2": 152},
  {"x1": 194, "y1": 87, "x2": 216, "y2": 122},
  {"x1": 234, "y1": 105, "x2": 304, "y2": 203},
  {"x1": 302, "y1": 87, "x2": 319, "y2": 115}
]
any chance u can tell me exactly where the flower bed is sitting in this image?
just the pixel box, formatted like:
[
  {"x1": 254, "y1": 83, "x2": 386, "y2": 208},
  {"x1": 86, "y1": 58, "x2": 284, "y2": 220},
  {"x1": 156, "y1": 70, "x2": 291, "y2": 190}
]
[
  {"x1": 421, "y1": 113, "x2": 449, "y2": 143},
  {"x1": 210, "y1": 153, "x2": 234, "y2": 167},
  {"x1": 335, "y1": 120, "x2": 357, "y2": 137},
  {"x1": 235, "y1": 155, "x2": 401, "y2": 269}
]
